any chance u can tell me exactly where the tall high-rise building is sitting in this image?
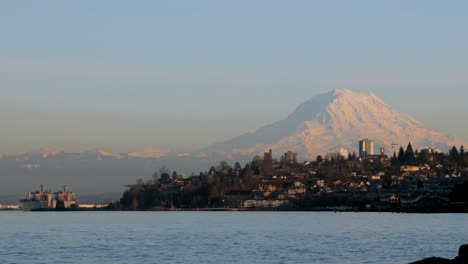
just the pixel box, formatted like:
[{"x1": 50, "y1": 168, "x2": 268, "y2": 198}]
[
  {"x1": 359, "y1": 139, "x2": 374, "y2": 157},
  {"x1": 263, "y1": 149, "x2": 273, "y2": 173},
  {"x1": 283, "y1": 151, "x2": 297, "y2": 164}
]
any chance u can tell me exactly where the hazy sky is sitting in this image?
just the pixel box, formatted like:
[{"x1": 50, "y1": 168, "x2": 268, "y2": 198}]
[{"x1": 1, "y1": 1, "x2": 467, "y2": 154}]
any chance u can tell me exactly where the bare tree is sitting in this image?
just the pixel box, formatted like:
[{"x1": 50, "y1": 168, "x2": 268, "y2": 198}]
[
  {"x1": 159, "y1": 166, "x2": 171, "y2": 184},
  {"x1": 152, "y1": 171, "x2": 160, "y2": 184}
]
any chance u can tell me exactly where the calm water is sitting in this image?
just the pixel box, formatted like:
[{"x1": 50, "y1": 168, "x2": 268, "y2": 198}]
[{"x1": 0, "y1": 211, "x2": 467, "y2": 264}]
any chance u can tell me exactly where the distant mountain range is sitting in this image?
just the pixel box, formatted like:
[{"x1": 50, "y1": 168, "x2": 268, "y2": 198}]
[
  {"x1": 10, "y1": 148, "x2": 170, "y2": 160},
  {"x1": 0, "y1": 149, "x2": 214, "y2": 197},
  {"x1": 1, "y1": 89, "x2": 465, "y2": 199}
]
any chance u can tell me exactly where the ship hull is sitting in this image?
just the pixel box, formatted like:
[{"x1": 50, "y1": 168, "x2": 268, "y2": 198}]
[{"x1": 20, "y1": 200, "x2": 56, "y2": 211}]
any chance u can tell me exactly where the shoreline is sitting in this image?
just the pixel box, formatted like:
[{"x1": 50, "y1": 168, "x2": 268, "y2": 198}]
[{"x1": 4, "y1": 207, "x2": 468, "y2": 213}]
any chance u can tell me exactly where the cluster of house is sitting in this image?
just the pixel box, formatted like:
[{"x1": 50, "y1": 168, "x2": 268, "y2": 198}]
[
  {"x1": 242, "y1": 180, "x2": 306, "y2": 208},
  {"x1": 226, "y1": 139, "x2": 466, "y2": 209},
  {"x1": 123, "y1": 138, "x2": 466, "y2": 210}
]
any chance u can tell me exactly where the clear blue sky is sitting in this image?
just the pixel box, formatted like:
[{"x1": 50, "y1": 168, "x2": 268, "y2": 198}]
[{"x1": 0, "y1": 1, "x2": 467, "y2": 153}]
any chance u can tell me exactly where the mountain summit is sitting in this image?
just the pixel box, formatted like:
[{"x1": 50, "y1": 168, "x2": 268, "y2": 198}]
[{"x1": 204, "y1": 89, "x2": 464, "y2": 159}]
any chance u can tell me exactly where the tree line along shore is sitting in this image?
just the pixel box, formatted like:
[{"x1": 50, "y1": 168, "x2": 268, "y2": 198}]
[{"x1": 112, "y1": 143, "x2": 468, "y2": 212}]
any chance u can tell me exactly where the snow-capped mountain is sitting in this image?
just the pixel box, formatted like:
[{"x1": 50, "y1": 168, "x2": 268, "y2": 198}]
[
  {"x1": 128, "y1": 149, "x2": 169, "y2": 159},
  {"x1": 203, "y1": 89, "x2": 465, "y2": 160},
  {"x1": 14, "y1": 148, "x2": 61, "y2": 161}
]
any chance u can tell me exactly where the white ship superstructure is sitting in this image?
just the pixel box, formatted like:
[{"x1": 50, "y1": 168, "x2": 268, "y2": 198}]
[
  {"x1": 54, "y1": 185, "x2": 79, "y2": 208},
  {"x1": 20, "y1": 185, "x2": 56, "y2": 211},
  {"x1": 20, "y1": 185, "x2": 79, "y2": 211}
]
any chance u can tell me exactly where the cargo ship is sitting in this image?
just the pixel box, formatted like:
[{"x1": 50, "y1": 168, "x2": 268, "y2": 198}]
[
  {"x1": 20, "y1": 185, "x2": 56, "y2": 211},
  {"x1": 54, "y1": 185, "x2": 78, "y2": 209},
  {"x1": 20, "y1": 185, "x2": 79, "y2": 211}
]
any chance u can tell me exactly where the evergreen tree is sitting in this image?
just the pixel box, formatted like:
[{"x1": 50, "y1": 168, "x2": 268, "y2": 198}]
[
  {"x1": 459, "y1": 145, "x2": 465, "y2": 167},
  {"x1": 449, "y1": 146, "x2": 460, "y2": 167},
  {"x1": 405, "y1": 143, "x2": 415, "y2": 164},
  {"x1": 450, "y1": 146, "x2": 459, "y2": 161},
  {"x1": 390, "y1": 152, "x2": 400, "y2": 168},
  {"x1": 398, "y1": 146, "x2": 405, "y2": 164}
]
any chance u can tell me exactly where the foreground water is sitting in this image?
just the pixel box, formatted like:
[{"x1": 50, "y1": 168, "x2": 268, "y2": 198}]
[{"x1": 0, "y1": 212, "x2": 467, "y2": 264}]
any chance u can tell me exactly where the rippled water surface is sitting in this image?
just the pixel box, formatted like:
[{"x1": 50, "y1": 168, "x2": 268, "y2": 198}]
[{"x1": 0, "y1": 211, "x2": 467, "y2": 264}]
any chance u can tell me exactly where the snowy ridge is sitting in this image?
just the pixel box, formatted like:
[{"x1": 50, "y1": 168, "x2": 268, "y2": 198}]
[{"x1": 128, "y1": 149, "x2": 169, "y2": 159}]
